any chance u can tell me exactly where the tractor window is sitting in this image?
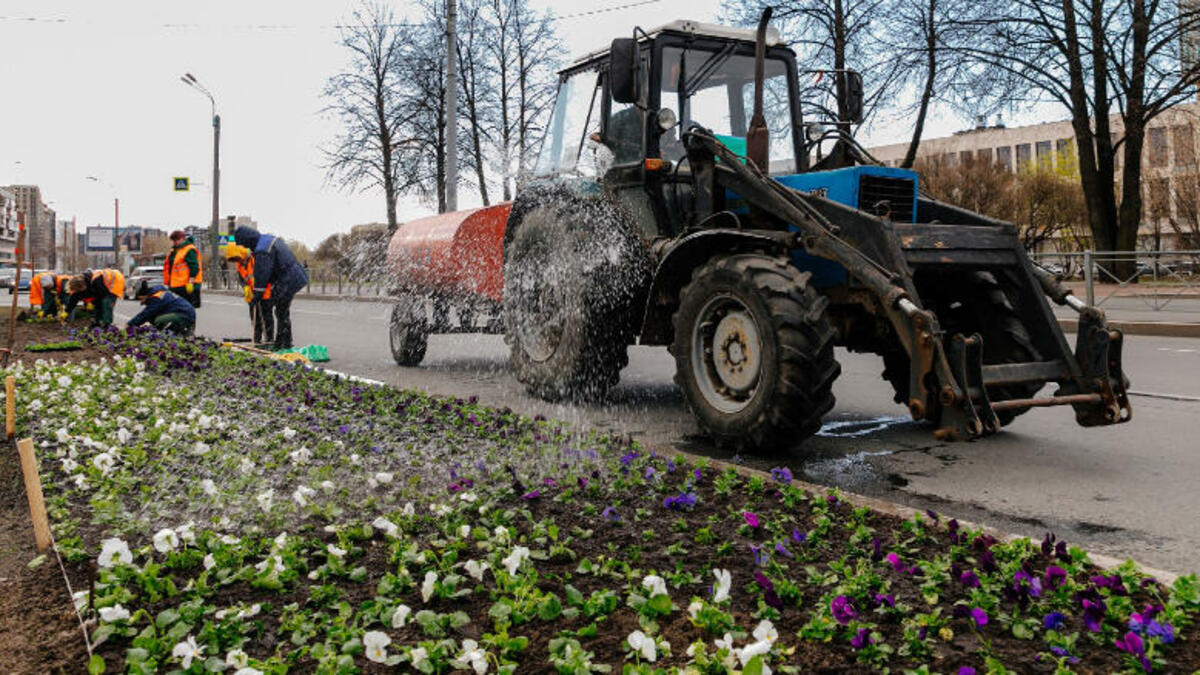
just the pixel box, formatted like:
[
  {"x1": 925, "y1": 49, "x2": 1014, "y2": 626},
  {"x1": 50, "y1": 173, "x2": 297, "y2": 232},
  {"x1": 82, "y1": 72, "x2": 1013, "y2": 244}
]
[
  {"x1": 660, "y1": 47, "x2": 796, "y2": 173},
  {"x1": 535, "y1": 71, "x2": 602, "y2": 176}
]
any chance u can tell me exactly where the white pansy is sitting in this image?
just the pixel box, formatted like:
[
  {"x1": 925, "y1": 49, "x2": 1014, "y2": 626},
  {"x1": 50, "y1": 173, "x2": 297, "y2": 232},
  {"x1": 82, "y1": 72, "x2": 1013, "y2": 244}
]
[
  {"x1": 327, "y1": 544, "x2": 347, "y2": 559},
  {"x1": 73, "y1": 474, "x2": 86, "y2": 488},
  {"x1": 402, "y1": 502, "x2": 415, "y2": 516},
  {"x1": 273, "y1": 532, "x2": 289, "y2": 549},
  {"x1": 464, "y1": 559, "x2": 489, "y2": 581},
  {"x1": 752, "y1": 619, "x2": 778, "y2": 644},
  {"x1": 56, "y1": 428, "x2": 71, "y2": 443},
  {"x1": 256, "y1": 490, "x2": 274, "y2": 511},
  {"x1": 319, "y1": 480, "x2": 335, "y2": 491},
  {"x1": 410, "y1": 647, "x2": 429, "y2": 668},
  {"x1": 58, "y1": 375, "x2": 72, "y2": 388},
  {"x1": 236, "y1": 604, "x2": 261, "y2": 619},
  {"x1": 459, "y1": 491, "x2": 477, "y2": 503},
  {"x1": 92, "y1": 452, "x2": 115, "y2": 474},
  {"x1": 225, "y1": 649, "x2": 249, "y2": 668},
  {"x1": 372, "y1": 516, "x2": 399, "y2": 538},
  {"x1": 281, "y1": 427, "x2": 297, "y2": 440},
  {"x1": 459, "y1": 525, "x2": 471, "y2": 539},
  {"x1": 627, "y1": 630, "x2": 657, "y2": 662},
  {"x1": 177, "y1": 522, "x2": 196, "y2": 544},
  {"x1": 193, "y1": 441, "x2": 210, "y2": 455},
  {"x1": 288, "y1": 447, "x2": 311, "y2": 464},
  {"x1": 363, "y1": 630, "x2": 391, "y2": 663},
  {"x1": 233, "y1": 668, "x2": 263, "y2": 675},
  {"x1": 391, "y1": 603, "x2": 412, "y2": 628},
  {"x1": 153, "y1": 528, "x2": 179, "y2": 553},
  {"x1": 737, "y1": 639, "x2": 773, "y2": 666},
  {"x1": 712, "y1": 568, "x2": 732, "y2": 603},
  {"x1": 117, "y1": 427, "x2": 131, "y2": 444},
  {"x1": 172, "y1": 635, "x2": 204, "y2": 669},
  {"x1": 493, "y1": 526, "x2": 510, "y2": 543},
  {"x1": 687, "y1": 600, "x2": 703, "y2": 618},
  {"x1": 421, "y1": 571, "x2": 438, "y2": 602},
  {"x1": 60, "y1": 457, "x2": 78, "y2": 473},
  {"x1": 642, "y1": 574, "x2": 668, "y2": 598},
  {"x1": 714, "y1": 633, "x2": 735, "y2": 651},
  {"x1": 453, "y1": 638, "x2": 489, "y2": 674},
  {"x1": 98, "y1": 604, "x2": 131, "y2": 622},
  {"x1": 203, "y1": 554, "x2": 216, "y2": 570},
  {"x1": 239, "y1": 458, "x2": 255, "y2": 474},
  {"x1": 501, "y1": 546, "x2": 530, "y2": 576},
  {"x1": 373, "y1": 471, "x2": 393, "y2": 484},
  {"x1": 98, "y1": 538, "x2": 132, "y2": 568},
  {"x1": 292, "y1": 485, "x2": 316, "y2": 506},
  {"x1": 349, "y1": 453, "x2": 361, "y2": 465}
]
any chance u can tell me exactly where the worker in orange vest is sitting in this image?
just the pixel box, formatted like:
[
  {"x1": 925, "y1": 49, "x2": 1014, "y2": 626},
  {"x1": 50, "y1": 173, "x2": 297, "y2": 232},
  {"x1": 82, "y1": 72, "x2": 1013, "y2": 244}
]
[
  {"x1": 28, "y1": 271, "x2": 61, "y2": 316},
  {"x1": 225, "y1": 244, "x2": 274, "y2": 345},
  {"x1": 164, "y1": 230, "x2": 203, "y2": 308},
  {"x1": 65, "y1": 269, "x2": 125, "y2": 327}
]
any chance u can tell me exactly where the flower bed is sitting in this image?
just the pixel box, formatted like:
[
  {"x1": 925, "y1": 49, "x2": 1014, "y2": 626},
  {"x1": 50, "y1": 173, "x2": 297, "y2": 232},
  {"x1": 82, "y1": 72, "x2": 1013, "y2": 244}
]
[{"x1": 8, "y1": 326, "x2": 1200, "y2": 673}]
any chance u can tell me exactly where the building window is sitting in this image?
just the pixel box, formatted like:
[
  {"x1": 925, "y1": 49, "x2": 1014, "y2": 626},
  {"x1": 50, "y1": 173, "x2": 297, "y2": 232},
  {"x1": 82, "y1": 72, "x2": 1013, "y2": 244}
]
[
  {"x1": 1172, "y1": 124, "x2": 1195, "y2": 167},
  {"x1": 1147, "y1": 177, "x2": 1171, "y2": 220},
  {"x1": 1148, "y1": 127, "x2": 1168, "y2": 167},
  {"x1": 1016, "y1": 143, "x2": 1031, "y2": 168},
  {"x1": 1055, "y1": 138, "x2": 1074, "y2": 172},
  {"x1": 1174, "y1": 174, "x2": 1199, "y2": 224},
  {"x1": 1035, "y1": 140, "x2": 1053, "y2": 168},
  {"x1": 976, "y1": 148, "x2": 994, "y2": 163},
  {"x1": 996, "y1": 146, "x2": 1013, "y2": 171},
  {"x1": 959, "y1": 150, "x2": 973, "y2": 165},
  {"x1": 943, "y1": 152, "x2": 957, "y2": 167}
]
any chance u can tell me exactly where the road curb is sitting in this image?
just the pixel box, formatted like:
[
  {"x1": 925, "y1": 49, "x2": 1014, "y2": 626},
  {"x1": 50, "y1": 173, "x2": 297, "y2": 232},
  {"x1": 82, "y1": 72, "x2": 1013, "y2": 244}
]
[
  {"x1": 1058, "y1": 318, "x2": 1200, "y2": 339},
  {"x1": 663, "y1": 447, "x2": 1182, "y2": 584},
  {"x1": 207, "y1": 288, "x2": 392, "y2": 304}
]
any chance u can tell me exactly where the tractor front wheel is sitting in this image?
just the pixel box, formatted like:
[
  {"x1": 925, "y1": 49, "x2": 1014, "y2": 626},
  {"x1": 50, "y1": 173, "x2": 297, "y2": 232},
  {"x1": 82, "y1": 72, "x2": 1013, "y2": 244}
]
[
  {"x1": 671, "y1": 254, "x2": 840, "y2": 453},
  {"x1": 390, "y1": 296, "x2": 428, "y2": 366}
]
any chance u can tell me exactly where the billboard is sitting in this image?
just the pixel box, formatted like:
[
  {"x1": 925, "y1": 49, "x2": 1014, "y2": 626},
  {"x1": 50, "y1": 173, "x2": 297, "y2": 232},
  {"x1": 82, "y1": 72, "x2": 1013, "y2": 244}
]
[
  {"x1": 118, "y1": 228, "x2": 142, "y2": 253},
  {"x1": 86, "y1": 226, "x2": 116, "y2": 252}
]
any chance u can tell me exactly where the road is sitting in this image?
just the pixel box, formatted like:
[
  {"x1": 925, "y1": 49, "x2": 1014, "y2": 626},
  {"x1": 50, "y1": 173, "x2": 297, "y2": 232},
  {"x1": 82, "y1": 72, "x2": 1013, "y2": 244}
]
[{"x1": 162, "y1": 294, "x2": 1200, "y2": 575}]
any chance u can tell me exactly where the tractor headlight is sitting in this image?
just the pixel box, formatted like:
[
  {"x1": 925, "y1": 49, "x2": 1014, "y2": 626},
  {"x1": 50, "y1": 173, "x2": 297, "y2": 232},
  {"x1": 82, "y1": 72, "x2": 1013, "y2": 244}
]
[{"x1": 657, "y1": 108, "x2": 678, "y2": 132}]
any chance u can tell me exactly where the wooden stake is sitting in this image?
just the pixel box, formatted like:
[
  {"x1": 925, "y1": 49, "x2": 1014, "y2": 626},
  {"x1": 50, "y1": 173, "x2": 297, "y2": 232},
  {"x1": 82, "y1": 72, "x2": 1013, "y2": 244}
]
[
  {"x1": 16, "y1": 437, "x2": 51, "y2": 551},
  {"x1": 5, "y1": 375, "x2": 14, "y2": 439}
]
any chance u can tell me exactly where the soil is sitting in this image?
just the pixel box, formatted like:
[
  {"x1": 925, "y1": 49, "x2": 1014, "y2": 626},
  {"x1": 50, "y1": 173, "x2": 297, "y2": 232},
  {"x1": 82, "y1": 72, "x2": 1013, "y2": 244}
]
[{"x1": 0, "y1": 320, "x2": 100, "y2": 674}]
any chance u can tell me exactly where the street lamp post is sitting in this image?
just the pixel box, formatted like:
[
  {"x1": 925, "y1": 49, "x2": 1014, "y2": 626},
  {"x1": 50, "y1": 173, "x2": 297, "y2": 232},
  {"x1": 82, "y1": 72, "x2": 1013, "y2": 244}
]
[
  {"x1": 181, "y1": 73, "x2": 220, "y2": 276},
  {"x1": 86, "y1": 176, "x2": 120, "y2": 268}
]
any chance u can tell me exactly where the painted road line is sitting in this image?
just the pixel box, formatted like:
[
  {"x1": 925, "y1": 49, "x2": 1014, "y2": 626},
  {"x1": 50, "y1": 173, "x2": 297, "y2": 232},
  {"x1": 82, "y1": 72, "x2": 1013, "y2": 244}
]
[
  {"x1": 1128, "y1": 390, "x2": 1200, "y2": 402},
  {"x1": 1156, "y1": 347, "x2": 1198, "y2": 354}
]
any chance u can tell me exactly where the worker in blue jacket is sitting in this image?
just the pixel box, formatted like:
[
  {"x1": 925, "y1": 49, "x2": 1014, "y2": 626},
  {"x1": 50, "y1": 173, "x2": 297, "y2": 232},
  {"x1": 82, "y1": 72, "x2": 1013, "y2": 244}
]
[
  {"x1": 127, "y1": 280, "x2": 196, "y2": 335},
  {"x1": 233, "y1": 226, "x2": 308, "y2": 349}
]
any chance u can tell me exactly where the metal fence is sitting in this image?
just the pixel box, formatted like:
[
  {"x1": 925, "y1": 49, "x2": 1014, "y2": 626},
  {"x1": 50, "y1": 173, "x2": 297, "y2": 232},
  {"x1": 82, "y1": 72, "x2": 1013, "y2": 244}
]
[
  {"x1": 207, "y1": 268, "x2": 391, "y2": 298},
  {"x1": 1029, "y1": 249, "x2": 1200, "y2": 310}
]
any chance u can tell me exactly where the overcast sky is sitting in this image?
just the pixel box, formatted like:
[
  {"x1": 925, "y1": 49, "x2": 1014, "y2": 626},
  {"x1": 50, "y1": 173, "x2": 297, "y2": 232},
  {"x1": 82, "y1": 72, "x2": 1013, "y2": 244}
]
[{"x1": 1, "y1": 0, "x2": 1037, "y2": 247}]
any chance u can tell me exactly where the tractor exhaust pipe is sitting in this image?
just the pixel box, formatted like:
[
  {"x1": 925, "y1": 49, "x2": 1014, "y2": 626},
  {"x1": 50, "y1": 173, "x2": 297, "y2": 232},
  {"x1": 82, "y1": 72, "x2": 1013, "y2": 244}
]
[{"x1": 746, "y1": 7, "x2": 773, "y2": 172}]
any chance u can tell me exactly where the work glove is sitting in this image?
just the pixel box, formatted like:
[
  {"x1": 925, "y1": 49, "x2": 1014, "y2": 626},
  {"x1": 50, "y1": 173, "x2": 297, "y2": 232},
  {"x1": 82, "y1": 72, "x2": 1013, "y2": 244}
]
[
  {"x1": 243, "y1": 286, "x2": 253, "y2": 303},
  {"x1": 85, "y1": 301, "x2": 94, "y2": 310},
  {"x1": 57, "y1": 310, "x2": 67, "y2": 320},
  {"x1": 186, "y1": 282, "x2": 195, "y2": 294}
]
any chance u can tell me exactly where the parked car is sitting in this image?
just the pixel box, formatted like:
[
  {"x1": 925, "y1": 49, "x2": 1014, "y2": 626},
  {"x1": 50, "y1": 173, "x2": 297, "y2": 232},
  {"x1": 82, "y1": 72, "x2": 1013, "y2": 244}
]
[
  {"x1": 124, "y1": 265, "x2": 164, "y2": 299},
  {"x1": 0, "y1": 268, "x2": 17, "y2": 290},
  {"x1": 5, "y1": 268, "x2": 48, "y2": 294}
]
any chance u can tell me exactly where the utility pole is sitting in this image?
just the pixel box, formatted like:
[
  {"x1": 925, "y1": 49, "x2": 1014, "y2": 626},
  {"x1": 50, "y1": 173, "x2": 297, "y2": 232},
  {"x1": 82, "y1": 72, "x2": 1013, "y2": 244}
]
[
  {"x1": 445, "y1": 0, "x2": 458, "y2": 212},
  {"x1": 113, "y1": 198, "x2": 120, "y2": 268},
  {"x1": 212, "y1": 112, "x2": 221, "y2": 271}
]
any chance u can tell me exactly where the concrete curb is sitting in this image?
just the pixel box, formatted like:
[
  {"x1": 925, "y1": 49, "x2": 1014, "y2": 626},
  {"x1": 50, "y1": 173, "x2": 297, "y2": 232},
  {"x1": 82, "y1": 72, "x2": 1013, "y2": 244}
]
[
  {"x1": 209, "y1": 289, "x2": 1200, "y2": 339},
  {"x1": 662, "y1": 447, "x2": 1183, "y2": 584},
  {"x1": 1058, "y1": 318, "x2": 1200, "y2": 339}
]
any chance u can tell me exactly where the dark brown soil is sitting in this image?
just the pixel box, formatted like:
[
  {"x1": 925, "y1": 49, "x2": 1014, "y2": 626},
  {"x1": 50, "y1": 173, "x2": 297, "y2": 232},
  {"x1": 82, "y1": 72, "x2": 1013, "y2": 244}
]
[{"x1": 0, "y1": 320, "x2": 100, "y2": 674}]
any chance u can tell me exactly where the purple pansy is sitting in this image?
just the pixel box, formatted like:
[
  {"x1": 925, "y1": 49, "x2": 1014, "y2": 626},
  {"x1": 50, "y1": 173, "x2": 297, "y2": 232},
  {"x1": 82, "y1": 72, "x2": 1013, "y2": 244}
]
[
  {"x1": 750, "y1": 544, "x2": 768, "y2": 566},
  {"x1": 1147, "y1": 620, "x2": 1175, "y2": 644},
  {"x1": 770, "y1": 467, "x2": 793, "y2": 484},
  {"x1": 958, "y1": 668, "x2": 976, "y2": 675},
  {"x1": 1049, "y1": 646, "x2": 1080, "y2": 664},
  {"x1": 850, "y1": 628, "x2": 872, "y2": 650},
  {"x1": 960, "y1": 570, "x2": 981, "y2": 588},
  {"x1": 521, "y1": 489, "x2": 540, "y2": 500},
  {"x1": 743, "y1": 512, "x2": 760, "y2": 528},
  {"x1": 1045, "y1": 565, "x2": 1068, "y2": 588},
  {"x1": 1082, "y1": 598, "x2": 1106, "y2": 632},
  {"x1": 775, "y1": 541, "x2": 794, "y2": 559},
  {"x1": 601, "y1": 506, "x2": 619, "y2": 521},
  {"x1": 664, "y1": 492, "x2": 698, "y2": 511},
  {"x1": 1114, "y1": 631, "x2": 1151, "y2": 672},
  {"x1": 874, "y1": 593, "x2": 895, "y2": 608},
  {"x1": 1043, "y1": 611, "x2": 1066, "y2": 630},
  {"x1": 792, "y1": 529, "x2": 808, "y2": 545},
  {"x1": 831, "y1": 595, "x2": 857, "y2": 624},
  {"x1": 753, "y1": 571, "x2": 784, "y2": 609},
  {"x1": 971, "y1": 607, "x2": 988, "y2": 627}
]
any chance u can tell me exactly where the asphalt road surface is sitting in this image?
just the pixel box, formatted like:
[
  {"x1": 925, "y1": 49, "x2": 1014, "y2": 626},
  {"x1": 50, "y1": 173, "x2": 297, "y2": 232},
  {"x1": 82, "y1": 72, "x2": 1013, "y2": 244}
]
[{"x1": 140, "y1": 294, "x2": 1200, "y2": 575}]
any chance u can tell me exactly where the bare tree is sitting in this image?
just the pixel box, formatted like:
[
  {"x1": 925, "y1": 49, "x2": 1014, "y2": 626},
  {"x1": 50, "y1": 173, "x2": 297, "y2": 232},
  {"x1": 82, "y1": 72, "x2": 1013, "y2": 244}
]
[
  {"x1": 952, "y1": 0, "x2": 1200, "y2": 271},
  {"x1": 323, "y1": 1, "x2": 413, "y2": 232},
  {"x1": 456, "y1": 0, "x2": 498, "y2": 205}
]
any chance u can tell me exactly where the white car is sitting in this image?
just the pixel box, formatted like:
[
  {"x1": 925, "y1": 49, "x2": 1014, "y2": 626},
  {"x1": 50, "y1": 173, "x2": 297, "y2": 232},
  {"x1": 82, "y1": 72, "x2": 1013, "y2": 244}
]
[{"x1": 125, "y1": 265, "x2": 165, "y2": 299}]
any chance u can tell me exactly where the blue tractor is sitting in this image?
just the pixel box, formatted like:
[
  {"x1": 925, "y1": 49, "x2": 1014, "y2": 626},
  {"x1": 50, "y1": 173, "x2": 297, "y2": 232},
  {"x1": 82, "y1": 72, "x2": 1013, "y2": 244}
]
[{"x1": 499, "y1": 13, "x2": 1129, "y2": 452}]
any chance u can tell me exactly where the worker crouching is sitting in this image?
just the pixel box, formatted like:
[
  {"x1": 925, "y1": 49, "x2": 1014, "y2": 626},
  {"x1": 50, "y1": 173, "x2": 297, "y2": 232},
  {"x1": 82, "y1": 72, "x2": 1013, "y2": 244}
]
[
  {"x1": 127, "y1": 280, "x2": 195, "y2": 335},
  {"x1": 29, "y1": 272, "x2": 61, "y2": 317},
  {"x1": 65, "y1": 269, "x2": 125, "y2": 327}
]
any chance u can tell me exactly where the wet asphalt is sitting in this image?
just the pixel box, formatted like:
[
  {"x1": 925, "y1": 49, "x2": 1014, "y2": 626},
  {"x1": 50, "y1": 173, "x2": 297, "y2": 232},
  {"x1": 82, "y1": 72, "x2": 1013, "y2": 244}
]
[{"x1": 137, "y1": 294, "x2": 1200, "y2": 575}]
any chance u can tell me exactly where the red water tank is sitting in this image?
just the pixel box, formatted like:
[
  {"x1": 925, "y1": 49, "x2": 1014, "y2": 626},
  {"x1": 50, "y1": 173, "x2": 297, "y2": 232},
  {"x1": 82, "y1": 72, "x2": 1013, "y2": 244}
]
[{"x1": 386, "y1": 203, "x2": 512, "y2": 304}]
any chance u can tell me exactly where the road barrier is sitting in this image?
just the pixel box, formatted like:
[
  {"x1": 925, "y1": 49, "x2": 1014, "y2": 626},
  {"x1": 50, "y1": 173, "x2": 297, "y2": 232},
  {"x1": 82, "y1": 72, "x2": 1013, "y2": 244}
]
[{"x1": 1030, "y1": 249, "x2": 1200, "y2": 310}]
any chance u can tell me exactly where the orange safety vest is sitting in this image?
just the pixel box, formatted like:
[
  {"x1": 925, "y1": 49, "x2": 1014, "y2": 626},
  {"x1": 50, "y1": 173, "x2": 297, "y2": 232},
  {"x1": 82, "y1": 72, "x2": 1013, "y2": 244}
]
[
  {"x1": 165, "y1": 243, "x2": 203, "y2": 287},
  {"x1": 55, "y1": 274, "x2": 71, "y2": 294},
  {"x1": 28, "y1": 272, "x2": 53, "y2": 306},
  {"x1": 93, "y1": 269, "x2": 125, "y2": 298},
  {"x1": 235, "y1": 256, "x2": 271, "y2": 300}
]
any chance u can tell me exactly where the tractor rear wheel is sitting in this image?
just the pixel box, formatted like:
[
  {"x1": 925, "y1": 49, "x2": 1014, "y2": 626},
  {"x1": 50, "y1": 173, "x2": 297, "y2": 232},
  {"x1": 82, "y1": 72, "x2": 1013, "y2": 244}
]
[
  {"x1": 671, "y1": 254, "x2": 840, "y2": 453},
  {"x1": 503, "y1": 193, "x2": 648, "y2": 401},
  {"x1": 390, "y1": 296, "x2": 428, "y2": 366},
  {"x1": 882, "y1": 271, "x2": 1041, "y2": 426}
]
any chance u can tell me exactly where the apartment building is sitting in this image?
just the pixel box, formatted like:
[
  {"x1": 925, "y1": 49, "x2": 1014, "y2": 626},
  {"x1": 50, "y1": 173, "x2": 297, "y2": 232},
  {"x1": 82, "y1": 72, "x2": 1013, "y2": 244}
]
[
  {"x1": 0, "y1": 187, "x2": 18, "y2": 264},
  {"x1": 867, "y1": 103, "x2": 1200, "y2": 251}
]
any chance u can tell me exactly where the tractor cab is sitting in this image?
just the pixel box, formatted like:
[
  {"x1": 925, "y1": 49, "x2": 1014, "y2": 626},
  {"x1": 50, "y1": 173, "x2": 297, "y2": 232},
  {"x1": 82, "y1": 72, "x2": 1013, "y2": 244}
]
[{"x1": 534, "y1": 20, "x2": 916, "y2": 238}]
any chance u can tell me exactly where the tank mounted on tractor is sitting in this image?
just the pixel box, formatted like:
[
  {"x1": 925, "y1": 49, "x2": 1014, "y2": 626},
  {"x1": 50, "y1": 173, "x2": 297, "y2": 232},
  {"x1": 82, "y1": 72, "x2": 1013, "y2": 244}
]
[{"x1": 386, "y1": 12, "x2": 1130, "y2": 453}]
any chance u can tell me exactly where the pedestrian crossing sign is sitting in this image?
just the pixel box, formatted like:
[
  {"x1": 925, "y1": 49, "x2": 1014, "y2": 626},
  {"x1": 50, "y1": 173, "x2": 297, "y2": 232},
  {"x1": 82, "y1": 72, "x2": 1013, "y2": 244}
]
[{"x1": 174, "y1": 177, "x2": 189, "y2": 192}]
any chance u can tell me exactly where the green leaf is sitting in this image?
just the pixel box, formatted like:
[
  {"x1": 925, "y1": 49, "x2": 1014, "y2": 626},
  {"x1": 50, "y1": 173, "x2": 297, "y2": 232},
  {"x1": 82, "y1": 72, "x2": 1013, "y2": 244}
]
[
  {"x1": 87, "y1": 654, "x2": 106, "y2": 675},
  {"x1": 26, "y1": 554, "x2": 46, "y2": 569},
  {"x1": 1011, "y1": 621, "x2": 1034, "y2": 640},
  {"x1": 341, "y1": 637, "x2": 363, "y2": 655},
  {"x1": 447, "y1": 611, "x2": 471, "y2": 628},
  {"x1": 647, "y1": 594, "x2": 672, "y2": 615},
  {"x1": 348, "y1": 566, "x2": 368, "y2": 582},
  {"x1": 743, "y1": 655, "x2": 765, "y2": 675},
  {"x1": 488, "y1": 601, "x2": 513, "y2": 621},
  {"x1": 565, "y1": 584, "x2": 584, "y2": 607},
  {"x1": 538, "y1": 594, "x2": 563, "y2": 621}
]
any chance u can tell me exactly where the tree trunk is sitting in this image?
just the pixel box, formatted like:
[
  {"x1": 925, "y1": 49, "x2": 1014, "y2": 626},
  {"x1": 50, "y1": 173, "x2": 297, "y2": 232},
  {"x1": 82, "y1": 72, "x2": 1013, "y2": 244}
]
[{"x1": 902, "y1": 0, "x2": 937, "y2": 168}]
